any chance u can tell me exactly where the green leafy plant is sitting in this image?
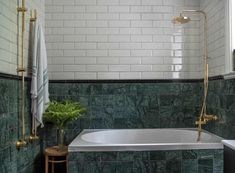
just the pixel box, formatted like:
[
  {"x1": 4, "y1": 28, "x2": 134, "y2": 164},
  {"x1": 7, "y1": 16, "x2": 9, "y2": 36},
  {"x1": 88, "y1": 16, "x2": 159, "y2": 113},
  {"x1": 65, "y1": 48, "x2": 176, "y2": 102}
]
[{"x1": 43, "y1": 100, "x2": 87, "y2": 129}]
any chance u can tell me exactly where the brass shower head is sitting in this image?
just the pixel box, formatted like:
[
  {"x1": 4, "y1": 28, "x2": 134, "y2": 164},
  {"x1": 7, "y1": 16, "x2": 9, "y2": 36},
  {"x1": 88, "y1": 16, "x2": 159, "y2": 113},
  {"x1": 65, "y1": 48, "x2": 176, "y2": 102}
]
[{"x1": 172, "y1": 13, "x2": 191, "y2": 24}]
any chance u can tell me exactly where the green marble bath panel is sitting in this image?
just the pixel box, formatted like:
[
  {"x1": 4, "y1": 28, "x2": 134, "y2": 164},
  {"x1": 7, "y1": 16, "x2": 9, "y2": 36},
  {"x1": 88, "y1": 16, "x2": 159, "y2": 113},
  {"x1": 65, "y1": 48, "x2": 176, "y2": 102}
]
[{"x1": 68, "y1": 149, "x2": 223, "y2": 173}]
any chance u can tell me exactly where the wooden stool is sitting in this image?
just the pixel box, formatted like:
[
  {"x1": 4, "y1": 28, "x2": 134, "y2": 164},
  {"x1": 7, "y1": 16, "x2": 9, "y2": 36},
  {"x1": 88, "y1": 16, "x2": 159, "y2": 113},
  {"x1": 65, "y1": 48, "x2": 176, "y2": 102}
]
[{"x1": 44, "y1": 146, "x2": 68, "y2": 173}]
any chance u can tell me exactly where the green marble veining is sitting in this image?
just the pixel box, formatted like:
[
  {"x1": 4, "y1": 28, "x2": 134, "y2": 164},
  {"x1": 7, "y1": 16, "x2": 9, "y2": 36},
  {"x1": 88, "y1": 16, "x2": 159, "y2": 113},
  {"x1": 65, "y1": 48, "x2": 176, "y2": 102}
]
[
  {"x1": 68, "y1": 149, "x2": 223, "y2": 173},
  {"x1": 0, "y1": 77, "x2": 42, "y2": 173}
]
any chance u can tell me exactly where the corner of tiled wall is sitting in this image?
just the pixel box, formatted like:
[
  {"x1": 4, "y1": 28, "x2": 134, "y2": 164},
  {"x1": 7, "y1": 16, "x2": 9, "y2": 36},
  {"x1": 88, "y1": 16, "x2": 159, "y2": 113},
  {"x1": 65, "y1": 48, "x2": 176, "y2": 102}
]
[
  {"x1": 0, "y1": 0, "x2": 45, "y2": 172},
  {"x1": 200, "y1": 0, "x2": 225, "y2": 77}
]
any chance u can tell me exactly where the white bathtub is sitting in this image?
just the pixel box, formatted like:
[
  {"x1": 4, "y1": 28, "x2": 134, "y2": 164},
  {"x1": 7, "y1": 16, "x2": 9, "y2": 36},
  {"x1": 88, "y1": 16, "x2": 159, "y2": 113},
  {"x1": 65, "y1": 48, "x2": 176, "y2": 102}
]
[{"x1": 68, "y1": 128, "x2": 223, "y2": 152}]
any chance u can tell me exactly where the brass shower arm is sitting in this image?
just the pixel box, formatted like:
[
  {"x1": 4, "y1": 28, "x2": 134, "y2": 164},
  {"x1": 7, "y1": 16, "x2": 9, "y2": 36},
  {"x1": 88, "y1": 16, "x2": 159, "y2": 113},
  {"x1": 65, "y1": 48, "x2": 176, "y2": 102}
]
[
  {"x1": 176, "y1": 9, "x2": 208, "y2": 61},
  {"x1": 181, "y1": 10, "x2": 207, "y2": 24},
  {"x1": 182, "y1": 10, "x2": 206, "y2": 15}
]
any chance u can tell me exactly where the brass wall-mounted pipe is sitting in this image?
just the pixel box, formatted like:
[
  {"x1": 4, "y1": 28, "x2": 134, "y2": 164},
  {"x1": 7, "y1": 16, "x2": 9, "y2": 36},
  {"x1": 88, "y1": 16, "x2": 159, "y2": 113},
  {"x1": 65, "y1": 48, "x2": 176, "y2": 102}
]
[
  {"x1": 29, "y1": 9, "x2": 39, "y2": 143},
  {"x1": 16, "y1": 0, "x2": 27, "y2": 149}
]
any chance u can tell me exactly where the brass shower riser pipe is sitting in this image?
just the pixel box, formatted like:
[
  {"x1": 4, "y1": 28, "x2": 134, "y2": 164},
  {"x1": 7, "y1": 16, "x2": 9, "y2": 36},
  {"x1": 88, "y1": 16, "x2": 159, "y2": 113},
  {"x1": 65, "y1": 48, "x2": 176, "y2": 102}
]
[
  {"x1": 16, "y1": 0, "x2": 27, "y2": 149},
  {"x1": 172, "y1": 10, "x2": 214, "y2": 141}
]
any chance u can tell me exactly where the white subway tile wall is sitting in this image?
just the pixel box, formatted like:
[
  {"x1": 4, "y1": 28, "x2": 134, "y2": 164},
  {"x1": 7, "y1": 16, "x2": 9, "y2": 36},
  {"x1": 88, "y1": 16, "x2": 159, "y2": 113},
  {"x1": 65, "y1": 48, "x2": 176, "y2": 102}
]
[
  {"x1": 200, "y1": 0, "x2": 225, "y2": 77},
  {"x1": 0, "y1": 0, "x2": 45, "y2": 75},
  {"x1": 45, "y1": 0, "x2": 225, "y2": 80}
]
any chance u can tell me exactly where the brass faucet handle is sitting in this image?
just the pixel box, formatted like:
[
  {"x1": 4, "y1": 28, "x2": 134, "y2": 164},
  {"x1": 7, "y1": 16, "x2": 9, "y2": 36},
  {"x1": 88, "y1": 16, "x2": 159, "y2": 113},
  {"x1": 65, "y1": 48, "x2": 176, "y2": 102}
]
[{"x1": 195, "y1": 119, "x2": 206, "y2": 125}]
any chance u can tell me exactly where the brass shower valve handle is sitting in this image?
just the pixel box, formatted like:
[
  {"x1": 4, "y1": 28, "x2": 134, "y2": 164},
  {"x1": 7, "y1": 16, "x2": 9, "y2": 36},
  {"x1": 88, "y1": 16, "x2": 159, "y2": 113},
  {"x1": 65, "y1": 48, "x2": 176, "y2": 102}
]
[
  {"x1": 195, "y1": 114, "x2": 218, "y2": 125},
  {"x1": 195, "y1": 118, "x2": 206, "y2": 125}
]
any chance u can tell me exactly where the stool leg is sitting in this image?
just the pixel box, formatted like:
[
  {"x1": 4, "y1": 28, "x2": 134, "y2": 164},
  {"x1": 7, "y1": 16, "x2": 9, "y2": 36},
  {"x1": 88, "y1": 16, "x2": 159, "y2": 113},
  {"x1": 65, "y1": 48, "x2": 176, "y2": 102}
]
[
  {"x1": 45, "y1": 155, "x2": 48, "y2": 173},
  {"x1": 52, "y1": 157, "x2": 55, "y2": 173},
  {"x1": 66, "y1": 155, "x2": 68, "y2": 173}
]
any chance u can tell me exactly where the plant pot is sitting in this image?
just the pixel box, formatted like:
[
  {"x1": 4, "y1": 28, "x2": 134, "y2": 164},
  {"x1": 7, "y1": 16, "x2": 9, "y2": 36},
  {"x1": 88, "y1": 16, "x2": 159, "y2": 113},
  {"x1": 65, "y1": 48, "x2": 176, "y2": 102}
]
[{"x1": 57, "y1": 128, "x2": 66, "y2": 151}]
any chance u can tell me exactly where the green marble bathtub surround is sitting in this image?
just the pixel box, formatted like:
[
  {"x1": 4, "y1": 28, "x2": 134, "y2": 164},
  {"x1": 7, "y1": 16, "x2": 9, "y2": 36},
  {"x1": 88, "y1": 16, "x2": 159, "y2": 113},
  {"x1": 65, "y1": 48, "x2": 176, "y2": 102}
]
[
  {"x1": 0, "y1": 77, "x2": 230, "y2": 173},
  {"x1": 43, "y1": 82, "x2": 202, "y2": 147},
  {"x1": 45, "y1": 81, "x2": 228, "y2": 173}
]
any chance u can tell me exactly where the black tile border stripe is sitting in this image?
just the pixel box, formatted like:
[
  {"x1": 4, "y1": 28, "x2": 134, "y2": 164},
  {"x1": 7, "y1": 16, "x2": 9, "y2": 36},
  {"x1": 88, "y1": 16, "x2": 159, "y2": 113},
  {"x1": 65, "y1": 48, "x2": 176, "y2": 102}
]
[
  {"x1": 0, "y1": 72, "x2": 224, "y2": 83},
  {"x1": 49, "y1": 75, "x2": 224, "y2": 83},
  {"x1": 0, "y1": 72, "x2": 31, "y2": 81},
  {"x1": 49, "y1": 79, "x2": 201, "y2": 83}
]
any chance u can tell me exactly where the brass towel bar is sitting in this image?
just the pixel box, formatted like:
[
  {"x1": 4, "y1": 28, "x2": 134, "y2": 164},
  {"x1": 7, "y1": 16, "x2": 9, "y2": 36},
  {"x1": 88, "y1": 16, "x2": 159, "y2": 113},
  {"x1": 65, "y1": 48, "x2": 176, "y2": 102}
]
[
  {"x1": 16, "y1": 0, "x2": 27, "y2": 149},
  {"x1": 29, "y1": 8, "x2": 39, "y2": 143}
]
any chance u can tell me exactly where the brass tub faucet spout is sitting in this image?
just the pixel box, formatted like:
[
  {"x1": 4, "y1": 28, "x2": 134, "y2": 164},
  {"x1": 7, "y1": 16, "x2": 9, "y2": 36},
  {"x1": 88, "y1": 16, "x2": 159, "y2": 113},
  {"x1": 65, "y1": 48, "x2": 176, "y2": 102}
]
[
  {"x1": 195, "y1": 114, "x2": 218, "y2": 125},
  {"x1": 195, "y1": 114, "x2": 218, "y2": 141},
  {"x1": 204, "y1": 114, "x2": 218, "y2": 121}
]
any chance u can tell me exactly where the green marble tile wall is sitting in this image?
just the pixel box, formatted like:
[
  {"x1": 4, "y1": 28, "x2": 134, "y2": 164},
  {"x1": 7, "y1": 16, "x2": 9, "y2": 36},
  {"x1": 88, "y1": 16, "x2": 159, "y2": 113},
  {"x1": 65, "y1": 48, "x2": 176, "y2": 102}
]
[
  {"x1": 205, "y1": 78, "x2": 235, "y2": 139},
  {"x1": 45, "y1": 82, "x2": 201, "y2": 146},
  {"x1": 45, "y1": 81, "x2": 226, "y2": 173},
  {"x1": 0, "y1": 77, "x2": 42, "y2": 173},
  {"x1": 68, "y1": 149, "x2": 223, "y2": 173},
  {"x1": 1, "y1": 77, "x2": 232, "y2": 173}
]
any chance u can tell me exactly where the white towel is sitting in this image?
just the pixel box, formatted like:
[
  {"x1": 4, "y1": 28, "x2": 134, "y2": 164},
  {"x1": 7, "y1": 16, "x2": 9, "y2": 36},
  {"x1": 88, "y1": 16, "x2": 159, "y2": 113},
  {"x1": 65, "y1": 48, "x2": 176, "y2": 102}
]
[{"x1": 31, "y1": 21, "x2": 50, "y2": 129}]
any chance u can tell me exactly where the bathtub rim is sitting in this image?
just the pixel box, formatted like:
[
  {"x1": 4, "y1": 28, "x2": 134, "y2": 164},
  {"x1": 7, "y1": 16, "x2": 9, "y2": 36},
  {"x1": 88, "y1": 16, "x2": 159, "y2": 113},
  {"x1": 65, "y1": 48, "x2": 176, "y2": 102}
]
[{"x1": 68, "y1": 128, "x2": 224, "y2": 152}]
